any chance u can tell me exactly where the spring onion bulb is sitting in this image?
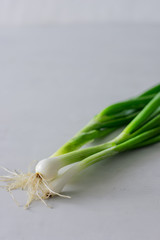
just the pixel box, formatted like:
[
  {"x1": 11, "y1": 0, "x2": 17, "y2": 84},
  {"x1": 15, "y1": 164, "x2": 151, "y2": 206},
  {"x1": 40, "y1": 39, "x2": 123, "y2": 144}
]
[
  {"x1": 23, "y1": 126, "x2": 160, "y2": 207},
  {"x1": 47, "y1": 127, "x2": 160, "y2": 199},
  {"x1": 0, "y1": 87, "x2": 160, "y2": 208}
]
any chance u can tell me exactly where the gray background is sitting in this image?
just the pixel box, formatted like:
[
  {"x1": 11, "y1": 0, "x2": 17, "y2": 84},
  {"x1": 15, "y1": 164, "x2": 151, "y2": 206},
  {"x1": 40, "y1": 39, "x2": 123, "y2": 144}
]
[
  {"x1": 0, "y1": 0, "x2": 160, "y2": 26},
  {"x1": 0, "y1": 24, "x2": 160, "y2": 240}
]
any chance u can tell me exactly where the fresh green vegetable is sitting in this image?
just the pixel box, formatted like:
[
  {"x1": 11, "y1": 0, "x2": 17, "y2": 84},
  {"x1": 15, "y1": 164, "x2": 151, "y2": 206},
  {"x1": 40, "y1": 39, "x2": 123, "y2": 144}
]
[
  {"x1": 0, "y1": 86, "x2": 160, "y2": 208},
  {"x1": 35, "y1": 92, "x2": 160, "y2": 180}
]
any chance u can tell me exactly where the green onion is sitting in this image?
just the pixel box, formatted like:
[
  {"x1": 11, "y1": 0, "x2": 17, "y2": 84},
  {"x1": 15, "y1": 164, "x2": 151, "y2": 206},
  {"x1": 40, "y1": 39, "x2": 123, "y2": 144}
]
[
  {"x1": 34, "y1": 92, "x2": 160, "y2": 180},
  {"x1": 0, "y1": 86, "x2": 160, "y2": 208}
]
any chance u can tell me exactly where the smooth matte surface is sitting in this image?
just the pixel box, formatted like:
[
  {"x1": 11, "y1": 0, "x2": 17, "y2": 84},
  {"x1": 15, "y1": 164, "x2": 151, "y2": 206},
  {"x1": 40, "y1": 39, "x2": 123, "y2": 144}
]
[
  {"x1": 1, "y1": 0, "x2": 160, "y2": 26},
  {"x1": 0, "y1": 24, "x2": 160, "y2": 240}
]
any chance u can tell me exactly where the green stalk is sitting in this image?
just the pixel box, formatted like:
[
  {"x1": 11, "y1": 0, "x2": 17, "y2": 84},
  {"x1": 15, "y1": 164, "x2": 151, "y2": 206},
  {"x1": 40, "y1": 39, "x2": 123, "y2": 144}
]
[
  {"x1": 96, "y1": 94, "x2": 154, "y2": 119},
  {"x1": 49, "y1": 92, "x2": 160, "y2": 168},
  {"x1": 55, "y1": 112, "x2": 160, "y2": 168},
  {"x1": 52, "y1": 85, "x2": 160, "y2": 156},
  {"x1": 139, "y1": 84, "x2": 160, "y2": 97},
  {"x1": 123, "y1": 93, "x2": 160, "y2": 133},
  {"x1": 113, "y1": 92, "x2": 160, "y2": 144},
  {"x1": 137, "y1": 134, "x2": 160, "y2": 147},
  {"x1": 78, "y1": 127, "x2": 160, "y2": 170},
  {"x1": 131, "y1": 114, "x2": 160, "y2": 137},
  {"x1": 55, "y1": 111, "x2": 138, "y2": 155}
]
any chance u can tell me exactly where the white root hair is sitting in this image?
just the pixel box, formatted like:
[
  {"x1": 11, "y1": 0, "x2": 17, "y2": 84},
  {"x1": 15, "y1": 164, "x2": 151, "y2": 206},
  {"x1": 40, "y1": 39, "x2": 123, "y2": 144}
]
[{"x1": 0, "y1": 166, "x2": 70, "y2": 208}]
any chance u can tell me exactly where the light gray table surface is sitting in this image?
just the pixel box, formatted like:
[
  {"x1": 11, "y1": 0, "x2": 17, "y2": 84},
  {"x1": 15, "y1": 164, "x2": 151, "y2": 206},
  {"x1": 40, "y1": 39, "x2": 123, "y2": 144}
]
[{"x1": 0, "y1": 23, "x2": 160, "y2": 240}]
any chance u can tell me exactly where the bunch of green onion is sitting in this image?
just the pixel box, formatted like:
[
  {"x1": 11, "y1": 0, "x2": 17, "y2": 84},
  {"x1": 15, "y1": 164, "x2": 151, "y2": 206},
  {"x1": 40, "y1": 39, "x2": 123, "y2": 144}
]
[{"x1": 1, "y1": 84, "x2": 160, "y2": 208}]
